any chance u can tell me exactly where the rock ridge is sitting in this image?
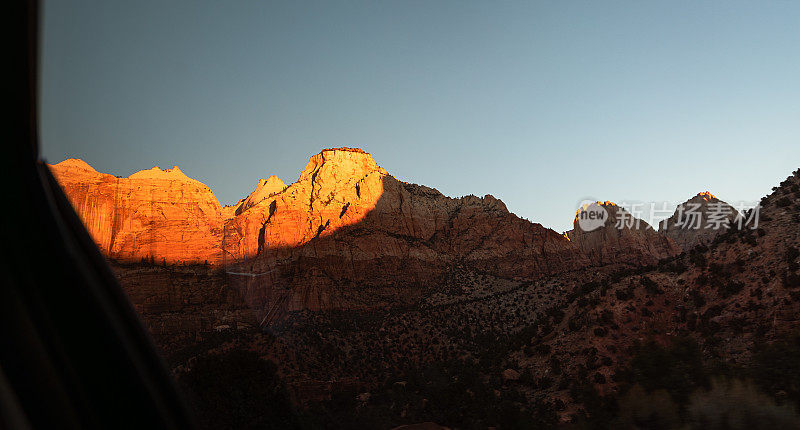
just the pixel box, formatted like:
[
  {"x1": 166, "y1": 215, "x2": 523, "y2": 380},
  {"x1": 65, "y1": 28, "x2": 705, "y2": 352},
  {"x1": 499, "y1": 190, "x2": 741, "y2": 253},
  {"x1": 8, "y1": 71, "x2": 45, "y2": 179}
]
[{"x1": 50, "y1": 148, "x2": 682, "y2": 310}]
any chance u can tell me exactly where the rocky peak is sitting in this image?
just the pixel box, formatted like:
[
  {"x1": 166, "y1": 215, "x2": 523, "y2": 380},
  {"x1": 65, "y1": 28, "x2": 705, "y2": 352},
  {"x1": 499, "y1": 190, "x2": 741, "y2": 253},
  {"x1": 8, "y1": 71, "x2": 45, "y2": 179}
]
[
  {"x1": 291, "y1": 148, "x2": 390, "y2": 218},
  {"x1": 53, "y1": 158, "x2": 99, "y2": 173},
  {"x1": 567, "y1": 201, "x2": 680, "y2": 265},
  {"x1": 258, "y1": 175, "x2": 285, "y2": 189},
  {"x1": 571, "y1": 201, "x2": 657, "y2": 234},
  {"x1": 128, "y1": 165, "x2": 206, "y2": 188},
  {"x1": 696, "y1": 191, "x2": 717, "y2": 200},
  {"x1": 298, "y1": 148, "x2": 388, "y2": 185},
  {"x1": 572, "y1": 201, "x2": 617, "y2": 223},
  {"x1": 659, "y1": 191, "x2": 740, "y2": 251},
  {"x1": 481, "y1": 194, "x2": 508, "y2": 212},
  {"x1": 236, "y1": 175, "x2": 286, "y2": 215},
  {"x1": 677, "y1": 191, "x2": 726, "y2": 208}
]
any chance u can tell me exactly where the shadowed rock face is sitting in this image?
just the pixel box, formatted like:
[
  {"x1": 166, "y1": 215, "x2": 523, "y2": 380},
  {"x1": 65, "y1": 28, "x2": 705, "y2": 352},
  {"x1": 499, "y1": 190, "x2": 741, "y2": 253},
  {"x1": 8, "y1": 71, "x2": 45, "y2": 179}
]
[
  {"x1": 566, "y1": 202, "x2": 681, "y2": 266},
  {"x1": 50, "y1": 148, "x2": 678, "y2": 311},
  {"x1": 659, "y1": 192, "x2": 741, "y2": 251}
]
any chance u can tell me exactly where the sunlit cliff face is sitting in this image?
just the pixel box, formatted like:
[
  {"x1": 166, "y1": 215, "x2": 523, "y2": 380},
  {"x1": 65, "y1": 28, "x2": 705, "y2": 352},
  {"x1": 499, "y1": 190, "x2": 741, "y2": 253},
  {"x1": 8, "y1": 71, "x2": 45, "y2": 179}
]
[
  {"x1": 49, "y1": 148, "x2": 392, "y2": 265},
  {"x1": 297, "y1": 148, "x2": 389, "y2": 236},
  {"x1": 49, "y1": 158, "x2": 225, "y2": 264},
  {"x1": 220, "y1": 148, "x2": 391, "y2": 260}
]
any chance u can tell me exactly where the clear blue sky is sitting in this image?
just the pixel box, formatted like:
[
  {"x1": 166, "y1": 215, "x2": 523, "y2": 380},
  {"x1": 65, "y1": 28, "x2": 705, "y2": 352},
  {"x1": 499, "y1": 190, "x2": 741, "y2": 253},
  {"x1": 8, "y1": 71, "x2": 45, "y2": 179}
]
[{"x1": 40, "y1": 1, "x2": 799, "y2": 232}]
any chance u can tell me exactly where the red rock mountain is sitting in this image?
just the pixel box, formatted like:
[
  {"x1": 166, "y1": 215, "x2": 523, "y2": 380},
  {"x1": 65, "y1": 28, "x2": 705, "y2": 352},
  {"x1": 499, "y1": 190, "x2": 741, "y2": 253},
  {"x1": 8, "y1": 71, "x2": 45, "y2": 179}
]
[
  {"x1": 50, "y1": 148, "x2": 680, "y2": 310},
  {"x1": 514, "y1": 170, "x2": 800, "y2": 415},
  {"x1": 51, "y1": 158, "x2": 226, "y2": 264},
  {"x1": 566, "y1": 201, "x2": 681, "y2": 266},
  {"x1": 658, "y1": 191, "x2": 741, "y2": 251}
]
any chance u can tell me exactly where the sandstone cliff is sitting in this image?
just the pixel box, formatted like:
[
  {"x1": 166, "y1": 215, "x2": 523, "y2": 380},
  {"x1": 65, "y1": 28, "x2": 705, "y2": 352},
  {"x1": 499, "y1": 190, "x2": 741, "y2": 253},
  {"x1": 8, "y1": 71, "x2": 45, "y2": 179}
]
[{"x1": 50, "y1": 158, "x2": 225, "y2": 264}]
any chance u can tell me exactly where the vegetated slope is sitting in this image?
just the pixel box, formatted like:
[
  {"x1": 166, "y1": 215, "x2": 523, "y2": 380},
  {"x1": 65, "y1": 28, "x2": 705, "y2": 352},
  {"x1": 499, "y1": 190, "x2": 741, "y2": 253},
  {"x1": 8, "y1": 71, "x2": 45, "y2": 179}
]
[
  {"x1": 504, "y1": 168, "x2": 800, "y2": 424},
  {"x1": 54, "y1": 151, "x2": 797, "y2": 428}
]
